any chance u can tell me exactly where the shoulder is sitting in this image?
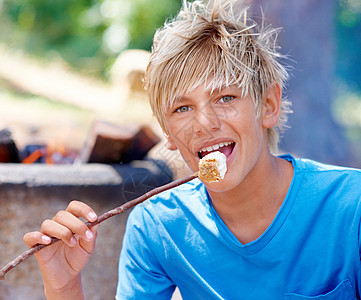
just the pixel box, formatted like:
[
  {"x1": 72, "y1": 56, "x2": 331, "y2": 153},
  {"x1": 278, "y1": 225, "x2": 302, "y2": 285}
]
[
  {"x1": 286, "y1": 155, "x2": 361, "y2": 210},
  {"x1": 123, "y1": 177, "x2": 216, "y2": 260},
  {"x1": 294, "y1": 156, "x2": 361, "y2": 183},
  {"x1": 126, "y1": 178, "x2": 209, "y2": 228},
  {"x1": 279, "y1": 153, "x2": 361, "y2": 180},
  {"x1": 279, "y1": 156, "x2": 361, "y2": 238}
]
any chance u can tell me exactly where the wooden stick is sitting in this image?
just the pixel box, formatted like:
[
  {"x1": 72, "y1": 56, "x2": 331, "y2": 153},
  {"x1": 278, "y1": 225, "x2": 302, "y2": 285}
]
[{"x1": 0, "y1": 172, "x2": 198, "y2": 280}]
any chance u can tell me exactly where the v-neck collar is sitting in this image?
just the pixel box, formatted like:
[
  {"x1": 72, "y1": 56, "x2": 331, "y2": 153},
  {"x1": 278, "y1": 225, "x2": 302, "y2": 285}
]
[{"x1": 202, "y1": 154, "x2": 304, "y2": 255}]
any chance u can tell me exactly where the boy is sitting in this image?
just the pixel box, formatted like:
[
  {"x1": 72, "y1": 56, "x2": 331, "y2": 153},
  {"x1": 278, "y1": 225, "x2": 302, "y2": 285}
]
[{"x1": 24, "y1": 0, "x2": 361, "y2": 299}]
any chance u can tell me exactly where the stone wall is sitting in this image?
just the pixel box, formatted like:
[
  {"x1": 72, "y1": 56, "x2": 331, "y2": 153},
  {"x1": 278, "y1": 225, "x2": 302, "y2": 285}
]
[{"x1": 0, "y1": 160, "x2": 172, "y2": 299}]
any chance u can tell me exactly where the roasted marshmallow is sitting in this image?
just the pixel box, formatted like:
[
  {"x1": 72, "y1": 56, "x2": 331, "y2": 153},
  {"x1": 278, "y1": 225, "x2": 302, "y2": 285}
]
[{"x1": 198, "y1": 151, "x2": 227, "y2": 182}]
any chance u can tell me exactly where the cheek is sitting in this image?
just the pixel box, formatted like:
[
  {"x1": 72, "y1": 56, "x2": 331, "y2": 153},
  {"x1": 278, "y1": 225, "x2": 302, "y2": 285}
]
[{"x1": 168, "y1": 120, "x2": 195, "y2": 152}]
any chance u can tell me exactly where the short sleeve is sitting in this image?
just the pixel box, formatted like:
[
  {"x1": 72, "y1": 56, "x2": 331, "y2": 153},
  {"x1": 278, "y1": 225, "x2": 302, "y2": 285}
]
[{"x1": 116, "y1": 204, "x2": 176, "y2": 299}]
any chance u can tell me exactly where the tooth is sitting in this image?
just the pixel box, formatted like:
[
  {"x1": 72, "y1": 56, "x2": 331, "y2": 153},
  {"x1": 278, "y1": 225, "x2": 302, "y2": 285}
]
[{"x1": 200, "y1": 142, "x2": 234, "y2": 153}]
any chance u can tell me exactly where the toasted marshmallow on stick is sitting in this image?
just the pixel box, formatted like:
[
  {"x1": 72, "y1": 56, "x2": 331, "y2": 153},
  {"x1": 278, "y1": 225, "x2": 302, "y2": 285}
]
[{"x1": 198, "y1": 151, "x2": 227, "y2": 182}]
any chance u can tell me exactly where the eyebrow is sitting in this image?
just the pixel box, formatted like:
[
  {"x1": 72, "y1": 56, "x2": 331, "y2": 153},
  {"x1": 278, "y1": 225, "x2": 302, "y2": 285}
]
[
  {"x1": 171, "y1": 85, "x2": 241, "y2": 106},
  {"x1": 172, "y1": 95, "x2": 191, "y2": 104}
]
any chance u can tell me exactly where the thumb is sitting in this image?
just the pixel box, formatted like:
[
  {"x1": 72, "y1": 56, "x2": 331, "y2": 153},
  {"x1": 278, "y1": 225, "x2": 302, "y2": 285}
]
[{"x1": 78, "y1": 224, "x2": 99, "y2": 254}]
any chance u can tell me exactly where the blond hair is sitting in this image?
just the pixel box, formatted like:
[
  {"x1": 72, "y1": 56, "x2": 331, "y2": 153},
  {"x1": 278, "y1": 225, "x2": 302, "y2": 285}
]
[{"x1": 144, "y1": 0, "x2": 292, "y2": 153}]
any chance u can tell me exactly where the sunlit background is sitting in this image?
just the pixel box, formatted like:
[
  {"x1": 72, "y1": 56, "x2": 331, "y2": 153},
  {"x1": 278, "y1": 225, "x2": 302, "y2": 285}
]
[
  {"x1": 0, "y1": 1, "x2": 360, "y2": 299},
  {"x1": 0, "y1": 0, "x2": 360, "y2": 166}
]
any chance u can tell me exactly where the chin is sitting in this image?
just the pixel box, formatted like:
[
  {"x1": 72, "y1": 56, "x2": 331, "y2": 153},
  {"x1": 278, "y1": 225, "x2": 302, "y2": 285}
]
[{"x1": 202, "y1": 177, "x2": 239, "y2": 193}]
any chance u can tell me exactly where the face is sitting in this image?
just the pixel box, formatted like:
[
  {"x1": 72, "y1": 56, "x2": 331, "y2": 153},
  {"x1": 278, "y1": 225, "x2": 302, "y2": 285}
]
[{"x1": 164, "y1": 83, "x2": 280, "y2": 192}]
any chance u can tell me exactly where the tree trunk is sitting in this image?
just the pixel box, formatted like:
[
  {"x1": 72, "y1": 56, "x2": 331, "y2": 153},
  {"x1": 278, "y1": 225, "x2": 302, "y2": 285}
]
[{"x1": 249, "y1": 0, "x2": 358, "y2": 166}]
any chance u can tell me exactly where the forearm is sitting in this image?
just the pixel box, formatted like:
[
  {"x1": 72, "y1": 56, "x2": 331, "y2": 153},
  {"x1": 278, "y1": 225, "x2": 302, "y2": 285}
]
[{"x1": 44, "y1": 275, "x2": 85, "y2": 300}]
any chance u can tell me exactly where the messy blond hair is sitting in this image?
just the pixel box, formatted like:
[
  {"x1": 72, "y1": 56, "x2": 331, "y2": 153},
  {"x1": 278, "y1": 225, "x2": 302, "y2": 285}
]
[{"x1": 144, "y1": 0, "x2": 292, "y2": 153}]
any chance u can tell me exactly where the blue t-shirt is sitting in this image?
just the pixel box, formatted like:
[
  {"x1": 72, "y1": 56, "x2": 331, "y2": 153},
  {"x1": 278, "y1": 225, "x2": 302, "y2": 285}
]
[{"x1": 116, "y1": 155, "x2": 361, "y2": 299}]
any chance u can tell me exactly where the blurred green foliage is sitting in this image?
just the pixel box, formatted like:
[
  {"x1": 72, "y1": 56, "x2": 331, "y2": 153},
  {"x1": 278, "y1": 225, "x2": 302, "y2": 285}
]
[
  {"x1": 0, "y1": 0, "x2": 181, "y2": 77},
  {"x1": 336, "y1": 0, "x2": 361, "y2": 91},
  {"x1": 0, "y1": 0, "x2": 359, "y2": 89},
  {"x1": 127, "y1": 0, "x2": 180, "y2": 50}
]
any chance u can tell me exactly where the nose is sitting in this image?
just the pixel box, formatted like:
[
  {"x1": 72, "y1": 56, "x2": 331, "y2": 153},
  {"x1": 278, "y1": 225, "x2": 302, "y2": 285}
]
[{"x1": 194, "y1": 104, "x2": 221, "y2": 135}]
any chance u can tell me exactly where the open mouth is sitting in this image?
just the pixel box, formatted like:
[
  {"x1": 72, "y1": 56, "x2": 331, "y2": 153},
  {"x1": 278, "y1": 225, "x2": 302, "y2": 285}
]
[{"x1": 197, "y1": 142, "x2": 235, "y2": 159}]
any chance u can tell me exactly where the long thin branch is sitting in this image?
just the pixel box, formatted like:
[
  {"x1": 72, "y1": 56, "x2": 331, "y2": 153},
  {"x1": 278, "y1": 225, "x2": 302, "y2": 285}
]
[{"x1": 0, "y1": 172, "x2": 198, "y2": 280}]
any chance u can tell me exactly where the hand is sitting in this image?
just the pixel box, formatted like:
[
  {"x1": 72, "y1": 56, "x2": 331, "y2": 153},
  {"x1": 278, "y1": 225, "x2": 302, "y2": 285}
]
[{"x1": 23, "y1": 200, "x2": 98, "y2": 297}]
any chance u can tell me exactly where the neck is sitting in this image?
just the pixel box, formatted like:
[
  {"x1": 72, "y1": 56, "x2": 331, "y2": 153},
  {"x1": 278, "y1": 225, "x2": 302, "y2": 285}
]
[{"x1": 207, "y1": 154, "x2": 293, "y2": 244}]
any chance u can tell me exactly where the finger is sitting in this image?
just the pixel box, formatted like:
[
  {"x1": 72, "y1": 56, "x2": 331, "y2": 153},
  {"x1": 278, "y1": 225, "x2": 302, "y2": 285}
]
[
  {"x1": 78, "y1": 223, "x2": 100, "y2": 254},
  {"x1": 81, "y1": 224, "x2": 100, "y2": 253},
  {"x1": 66, "y1": 200, "x2": 98, "y2": 223},
  {"x1": 91, "y1": 224, "x2": 99, "y2": 233},
  {"x1": 52, "y1": 211, "x2": 95, "y2": 245},
  {"x1": 23, "y1": 231, "x2": 52, "y2": 248},
  {"x1": 78, "y1": 230, "x2": 97, "y2": 254},
  {"x1": 41, "y1": 219, "x2": 78, "y2": 247}
]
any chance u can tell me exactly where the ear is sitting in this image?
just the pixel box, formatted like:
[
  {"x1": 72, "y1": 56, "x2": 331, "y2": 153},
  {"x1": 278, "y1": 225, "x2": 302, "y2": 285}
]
[
  {"x1": 164, "y1": 133, "x2": 178, "y2": 151},
  {"x1": 262, "y1": 83, "x2": 282, "y2": 129}
]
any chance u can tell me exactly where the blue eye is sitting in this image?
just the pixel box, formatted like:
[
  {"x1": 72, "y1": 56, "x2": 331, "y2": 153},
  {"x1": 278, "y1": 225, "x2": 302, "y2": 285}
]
[
  {"x1": 219, "y1": 96, "x2": 234, "y2": 103},
  {"x1": 176, "y1": 106, "x2": 191, "y2": 113}
]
